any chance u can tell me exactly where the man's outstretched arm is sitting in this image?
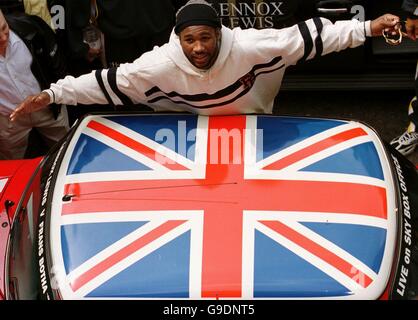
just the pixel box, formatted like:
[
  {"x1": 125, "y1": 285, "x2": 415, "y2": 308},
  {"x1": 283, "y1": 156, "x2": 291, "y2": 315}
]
[
  {"x1": 275, "y1": 13, "x2": 400, "y2": 67},
  {"x1": 10, "y1": 67, "x2": 130, "y2": 121},
  {"x1": 10, "y1": 69, "x2": 107, "y2": 121}
]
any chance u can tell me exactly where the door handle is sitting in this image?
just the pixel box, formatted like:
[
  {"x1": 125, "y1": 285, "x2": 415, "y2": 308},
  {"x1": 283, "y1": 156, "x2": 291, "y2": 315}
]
[
  {"x1": 317, "y1": 8, "x2": 348, "y2": 13},
  {"x1": 316, "y1": 0, "x2": 353, "y2": 14}
]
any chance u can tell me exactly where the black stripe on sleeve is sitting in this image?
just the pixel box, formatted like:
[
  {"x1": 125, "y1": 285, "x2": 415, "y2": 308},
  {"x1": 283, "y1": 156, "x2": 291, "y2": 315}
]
[
  {"x1": 297, "y1": 21, "x2": 313, "y2": 64},
  {"x1": 95, "y1": 70, "x2": 114, "y2": 106},
  {"x1": 108, "y1": 68, "x2": 134, "y2": 106},
  {"x1": 313, "y1": 17, "x2": 324, "y2": 59},
  {"x1": 45, "y1": 89, "x2": 56, "y2": 103}
]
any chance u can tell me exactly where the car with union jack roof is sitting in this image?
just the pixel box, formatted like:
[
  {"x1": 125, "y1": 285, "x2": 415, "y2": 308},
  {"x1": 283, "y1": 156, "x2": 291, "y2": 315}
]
[{"x1": 0, "y1": 112, "x2": 417, "y2": 300}]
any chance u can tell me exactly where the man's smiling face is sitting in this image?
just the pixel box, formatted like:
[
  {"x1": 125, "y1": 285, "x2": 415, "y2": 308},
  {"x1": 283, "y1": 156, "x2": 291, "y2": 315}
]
[{"x1": 179, "y1": 25, "x2": 221, "y2": 70}]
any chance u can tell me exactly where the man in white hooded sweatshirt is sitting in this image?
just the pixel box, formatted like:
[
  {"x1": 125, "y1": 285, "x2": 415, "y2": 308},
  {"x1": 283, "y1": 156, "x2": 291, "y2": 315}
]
[{"x1": 11, "y1": 0, "x2": 401, "y2": 120}]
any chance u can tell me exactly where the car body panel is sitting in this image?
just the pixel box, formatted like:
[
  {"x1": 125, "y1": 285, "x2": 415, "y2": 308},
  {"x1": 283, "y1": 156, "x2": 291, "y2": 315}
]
[
  {"x1": 0, "y1": 157, "x2": 42, "y2": 299},
  {"x1": 34, "y1": 114, "x2": 399, "y2": 299}
]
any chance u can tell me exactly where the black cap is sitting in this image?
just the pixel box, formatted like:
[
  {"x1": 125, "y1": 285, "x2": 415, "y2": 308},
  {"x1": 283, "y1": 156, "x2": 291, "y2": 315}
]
[{"x1": 175, "y1": 1, "x2": 221, "y2": 35}]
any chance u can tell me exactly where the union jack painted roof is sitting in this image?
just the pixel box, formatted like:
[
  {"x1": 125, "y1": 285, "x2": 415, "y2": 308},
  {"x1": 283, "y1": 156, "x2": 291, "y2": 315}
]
[{"x1": 49, "y1": 114, "x2": 397, "y2": 299}]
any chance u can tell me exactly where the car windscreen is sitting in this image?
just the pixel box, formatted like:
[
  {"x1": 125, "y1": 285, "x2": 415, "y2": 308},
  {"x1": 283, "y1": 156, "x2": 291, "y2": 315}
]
[{"x1": 6, "y1": 142, "x2": 67, "y2": 300}]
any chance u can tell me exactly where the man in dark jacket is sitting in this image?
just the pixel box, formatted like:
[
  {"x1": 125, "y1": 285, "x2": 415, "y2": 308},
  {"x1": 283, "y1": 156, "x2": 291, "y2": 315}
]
[
  {"x1": 65, "y1": 0, "x2": 187, "y2": 68},
  {"x1": 390, "y1": 0, "x2": 418, "y2": 156},
  {"x1": 0, "y1": 9, "x2": 69, "y2": 159}
]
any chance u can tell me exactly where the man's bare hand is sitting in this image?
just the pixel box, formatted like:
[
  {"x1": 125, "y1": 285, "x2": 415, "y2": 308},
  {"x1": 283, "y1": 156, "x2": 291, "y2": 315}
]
[
  {"x1": 10, "y1": 92, "x2": 51, "y2": 122},
  {"x1": 405, "y1": 17, "x2": 418, "y2": 40},
  {"x1": 371, "y1": 14, "x2": 400, "y2": 37}
]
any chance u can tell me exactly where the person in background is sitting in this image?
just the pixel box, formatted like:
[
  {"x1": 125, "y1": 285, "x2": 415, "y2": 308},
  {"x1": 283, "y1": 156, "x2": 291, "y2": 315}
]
[
  {"x1": 23, "y1": 0, "x2": 54, "y2": 28},
  {"x1": 0, "y1": 9, "x2": 69, "y2": 160},
  {"x1": 10, "y1": 0, "x2": 401, "y2": 121},
  {"x1": 390, "y1": 0, "x2": 418, "y2": 156},
  {"x1": 61, "y1": 0, "x2": 187, "y2": 124},
  {"x1": 0, "y1": 0, "x2": 53, "y2": 27},
  {"x1": 65, "y1": 0, "x2": 187, "y2": 70}
]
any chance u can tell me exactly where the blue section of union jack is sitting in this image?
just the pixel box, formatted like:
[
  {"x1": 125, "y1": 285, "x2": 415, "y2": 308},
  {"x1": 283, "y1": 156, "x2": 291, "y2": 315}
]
[{"x1": 53, "y1": 114, "x2": 392, "y2": 299}]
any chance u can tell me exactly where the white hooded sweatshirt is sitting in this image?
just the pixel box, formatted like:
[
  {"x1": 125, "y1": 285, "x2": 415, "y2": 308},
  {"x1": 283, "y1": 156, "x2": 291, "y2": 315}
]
[{"x1": 47, "y1": 18, "x2": 371, "y2": 115}]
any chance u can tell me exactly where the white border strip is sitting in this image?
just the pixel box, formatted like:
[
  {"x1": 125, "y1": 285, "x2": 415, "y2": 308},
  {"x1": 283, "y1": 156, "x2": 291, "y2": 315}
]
[{"x1": 0, "y1": 178, "x2": 8, "y2": 194}]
